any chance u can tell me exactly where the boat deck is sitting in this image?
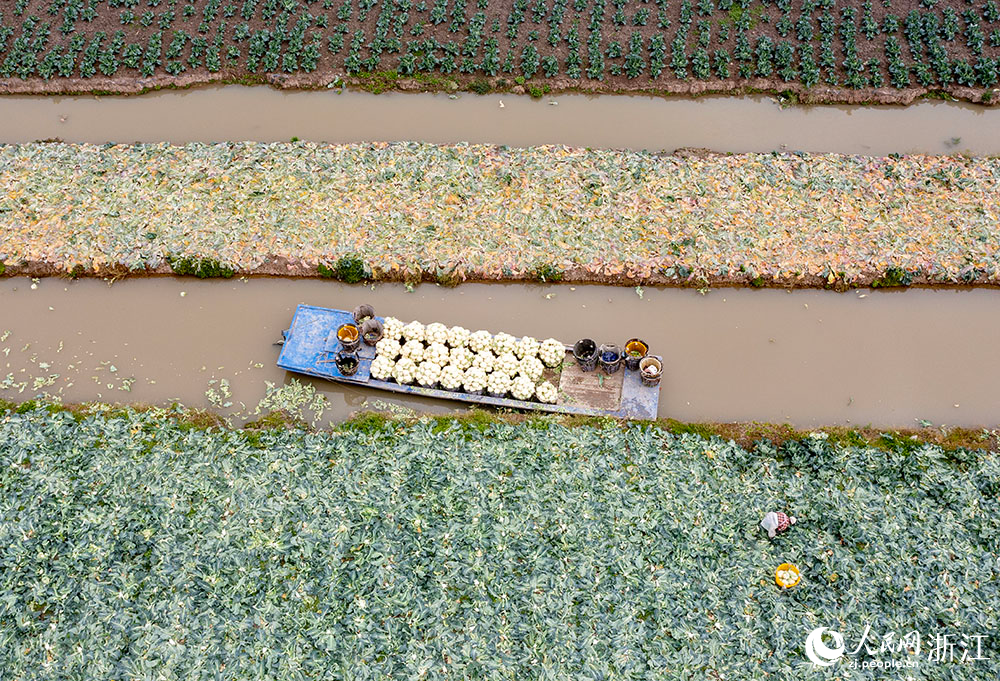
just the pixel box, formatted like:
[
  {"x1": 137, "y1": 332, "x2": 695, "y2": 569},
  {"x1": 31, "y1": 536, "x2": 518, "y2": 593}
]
[{"x1": 277, "y1": 305, "x2": 660, "y2": 420}]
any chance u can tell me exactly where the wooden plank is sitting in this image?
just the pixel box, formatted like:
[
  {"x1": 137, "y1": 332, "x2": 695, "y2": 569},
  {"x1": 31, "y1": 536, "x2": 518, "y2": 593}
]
[{"x1": 556, "y1": 351, "x2": 623, "y2": 410}]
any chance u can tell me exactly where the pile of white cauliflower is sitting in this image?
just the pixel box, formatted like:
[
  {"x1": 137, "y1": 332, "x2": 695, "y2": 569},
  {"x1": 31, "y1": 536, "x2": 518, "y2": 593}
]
[{"x1": 370, "y1": 317, "x2": 564, "y2": 403}]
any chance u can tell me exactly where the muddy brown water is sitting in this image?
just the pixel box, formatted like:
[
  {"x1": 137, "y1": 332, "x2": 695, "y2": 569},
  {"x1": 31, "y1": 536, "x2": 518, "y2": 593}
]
[
  {"x1": 1, "y1": 277, "x2": 997, "y2": 428},
  {"x1": 0, "y1": 86, "x2": 997, "y2": 155}
]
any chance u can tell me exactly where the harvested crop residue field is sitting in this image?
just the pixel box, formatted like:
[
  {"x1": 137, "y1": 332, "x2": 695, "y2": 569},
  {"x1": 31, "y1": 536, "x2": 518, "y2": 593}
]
[
  {"x1": 1, "y1": 142, "x2": 998, "y2": 287},
  {"x1": 0, "y1": 0, "x2": 998, "y2": 104}
]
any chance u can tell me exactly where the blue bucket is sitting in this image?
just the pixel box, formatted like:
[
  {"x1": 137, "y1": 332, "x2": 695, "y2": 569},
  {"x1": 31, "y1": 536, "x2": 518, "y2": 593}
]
[{"x1": 599, "y1": 343, "x2": 622, "y2": 374}]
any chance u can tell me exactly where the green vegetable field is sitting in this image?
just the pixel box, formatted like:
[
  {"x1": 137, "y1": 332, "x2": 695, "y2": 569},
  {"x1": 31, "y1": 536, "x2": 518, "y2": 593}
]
[
  {"x1": 1, "y1": 405, "x2": 997, "y2": 678},
  {"x1": 0, "y1": 0, "x2": 998, "y2": 100}
]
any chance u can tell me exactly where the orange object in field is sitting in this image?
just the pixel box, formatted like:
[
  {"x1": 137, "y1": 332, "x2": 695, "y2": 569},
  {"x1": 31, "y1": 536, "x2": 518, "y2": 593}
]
[{"x1": 775, "y1": 563, "x2": 801, "y2": 588}]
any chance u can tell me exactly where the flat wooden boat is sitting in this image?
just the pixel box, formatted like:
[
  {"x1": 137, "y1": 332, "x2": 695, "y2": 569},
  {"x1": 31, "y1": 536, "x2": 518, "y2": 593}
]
[{"x1": 277, "y1": 304, "x2": 660, "y2": 420}]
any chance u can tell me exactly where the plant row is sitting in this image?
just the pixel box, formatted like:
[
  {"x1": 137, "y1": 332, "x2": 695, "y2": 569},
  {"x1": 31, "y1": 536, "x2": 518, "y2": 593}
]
[{"x1": 1, "y1": 0, "x2": 998, "y2": 92}]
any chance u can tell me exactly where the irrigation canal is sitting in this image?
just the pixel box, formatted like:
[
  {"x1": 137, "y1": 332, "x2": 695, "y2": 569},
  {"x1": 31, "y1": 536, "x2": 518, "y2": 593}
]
[
  {"x1": 1, "y1": 86, "x2": 998, "y2": 155},
  {"x1": 1, "y1": 277, "x2": 997, "y2": 429}
]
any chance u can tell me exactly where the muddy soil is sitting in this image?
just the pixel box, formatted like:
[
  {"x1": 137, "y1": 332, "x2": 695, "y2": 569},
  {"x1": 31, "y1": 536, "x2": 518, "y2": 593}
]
[
  {"x1": 4, "y1": 258, "x2": 998, "y2": 291},
  {"x1": 1, "y1": 69, "x2": 996, "y2": 107}
]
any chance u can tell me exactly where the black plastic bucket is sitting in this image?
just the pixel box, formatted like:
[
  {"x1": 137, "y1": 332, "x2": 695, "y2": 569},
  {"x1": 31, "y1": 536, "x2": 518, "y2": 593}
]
[
  {"x1": 337, "y1": 323, "x2": 361, "y2": 352},
  {"x1": 623, "y1": 338, "x2": 649, "y2": 371},
  {"x1": 573, "y1": 338, "x2": 598, "y2": 372},
  {"x1": 639, "y1": 356, "x2": 662, "y2": 387},
  {"x1": 335, "y1": 351, "x2": 360, "y2": 376},
  {"x1": 599, "y1": 343, "x2": 622, "y2": 374},
  {"x1": 361, "y1": 318, "x2": 383, "y2": 345},
  {"x1": 352, "y1": 304, "x2": 376, "y2": 324}
]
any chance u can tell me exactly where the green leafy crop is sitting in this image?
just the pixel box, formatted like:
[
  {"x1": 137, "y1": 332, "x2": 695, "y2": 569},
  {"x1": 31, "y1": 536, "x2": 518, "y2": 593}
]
[
  {"x1": 0, "y1": 0, "x2": 998, "y2": 99},
  {"x1": 871, "y1": 265, "x2": 916, "y2": 287},
  {"x1": 0, "y1": 405, "x2": 997, "y2": 678},
  {"x1": 318, "y1": 255, "x2": 370, "y2": 282},
  {"x1": 166, "y1": 255, "x2": 236, "y2": 278},
  {"x1": 533, "y1": 262, "x2": 564, "y2": 282}
]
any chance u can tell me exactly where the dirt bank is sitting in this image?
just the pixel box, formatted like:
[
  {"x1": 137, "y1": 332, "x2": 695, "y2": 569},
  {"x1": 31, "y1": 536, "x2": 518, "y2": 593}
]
[
  {"x1": 4, "y1": 257, "x2": 1000, "y2": 290},
  {"x1": 1, "y1": 69, "x2": 997, "y2": 107}
]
